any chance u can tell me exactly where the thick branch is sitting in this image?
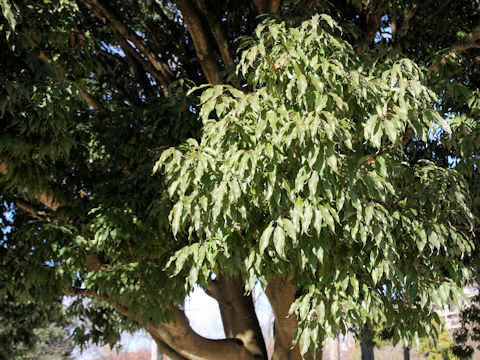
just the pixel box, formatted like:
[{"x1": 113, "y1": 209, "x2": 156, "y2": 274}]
[
  {"x1": 66, "y1": 287, "x2": 260, "y2": 360},
  {"x1": 152, "y1": 307, "x2": 262, "y2": 360},
  {"x1": 431, "y1": 25, "x2": 480, "y2": 75},
  {"x1": 79, "y1": 89, "x2": 103, "y2": 110},
  {"x1": 454, "y1": 225, "x2": 480, "y2": 232},
  {"x1": 197, "y1": 0, "x2": 234, "y2": 69},
  {"x1": 0, "y1": 162, "x2": 60, "y2": 211},
  {"x1": 114, "y1": 35, "x2": 171, "y2": 95},
  {"x1": 448, "y1": 24, "x2": 480, "y2": 52},
  {"x1": 357, "y1": 11, "x2": 383, "y2": 55},
  {"x1": 424, "y1": 0, "x2": 451, "y2": 23},
  {"x1": 176, "y1": 0, "x2": 221, "y2": 84},
  {"x1": 396, "y1": 9, "x2": 414, "y2": 41},
  {"x1": 32, "y1": 43, "x2": 105, "y2": 110},
  {"x1": 84, "y1": 0, "x2": 174, "y2": 94},
  {"x1": 266, "y1": 276, "x2": 322, "y2": 360},
  {"x1": 149, "y1": 332, "x2": 187, "y2": 360},
  {"x1": 253, "y1": 0, "x2": 280, "y2": 15},
  {"x1": 446, "y1": 55, "x2": 480, "y2": 77},
  {"x1": 205, "y1": 275, "x2": 267, "y2": 359}
]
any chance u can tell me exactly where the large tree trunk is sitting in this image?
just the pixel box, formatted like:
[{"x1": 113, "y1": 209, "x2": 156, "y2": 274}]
[
  {"x1": 360, "y1": 326, "x2": 375, "y2": 360},
  {"x1": 403, "y1": 345, "x2": 410, "y2": 360},
  {"x1": 266, "y1": 276, "x2": 323, "y2": 360}
]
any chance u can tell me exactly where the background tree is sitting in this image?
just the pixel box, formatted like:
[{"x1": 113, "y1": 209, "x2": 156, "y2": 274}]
[
  {"x1": 0, "y1": 1, "x2": 479, "y2": 360},
  {"x1": 0, "y1": 298, "x2": 74, "y2": 360}
]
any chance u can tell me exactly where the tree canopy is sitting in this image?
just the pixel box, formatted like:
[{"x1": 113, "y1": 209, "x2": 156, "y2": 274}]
[{"x1": 0, "y1": 1, "x2": 479, "y2": 360}]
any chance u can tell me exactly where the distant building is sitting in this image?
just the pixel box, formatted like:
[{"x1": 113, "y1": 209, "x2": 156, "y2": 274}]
[{"x1": 436, "y1": 286, "x2": 478, "y2": 332}]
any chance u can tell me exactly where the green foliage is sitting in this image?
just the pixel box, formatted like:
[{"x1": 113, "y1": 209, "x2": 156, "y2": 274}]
[
  {"x1": 0, "y1": 0, "x2": 479, "y2": 357},
  {"x1": 157, "y1": 16, "x2": 475, "y2": 355},
  {"x1": 420, "y1": 322, "x2": 457, "y2": 360},
  {"x1": 0, "y1": 298, "x2": 73, "y2": 360},
  {"x1": 452, "y1": 294, "x2": 480, "y2": 359}
]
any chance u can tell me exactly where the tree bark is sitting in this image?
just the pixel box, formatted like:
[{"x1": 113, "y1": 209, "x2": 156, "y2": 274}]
[
  {"x1": 360, "y1": 326, "x2": 375, "y2": 360},
  {"x1": 196, "y1": 0, "x2": 234, "y2": 70},
  {"x1": 175, "y1": 0, "x2": 221, "y2": 84},
  {"x1": 403, "y1": 345, "x2": 410, "y2": 360},
  {"x1": 252, "y1": 0, "x2": 280, "y2": 15},
  {"x1": 357, "y1": 11, "x2": 382, "y2": 55},
  {"x1": 83, "y1": 0, "x2": 175, "y2": 94},
  {"x1": 0, "y1": 162, "x2": 59, "y2": 211},
  {"x1": 65, "y1": 288, "x2": 261, "y2": 360},
  {"x1": 266, "y1": 276, "x2": 322, "y2": 360},
  {"x1": 206, "y1": 275, "x2": 268, "y2": 359}
]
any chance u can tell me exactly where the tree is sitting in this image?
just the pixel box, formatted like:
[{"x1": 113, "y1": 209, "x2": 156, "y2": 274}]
[
  {"x1": 0, "y1": 297, "x2": 74, "y2": 360},
  {"x1": 420, "y1": 321, "x2": 457, "y2": 360},
  {"x1": 452, "y1": 293, "x2": 480, "y2": 359},
  {"x1": 0, "y1": 1, "x2": 479, "y2": 360}
]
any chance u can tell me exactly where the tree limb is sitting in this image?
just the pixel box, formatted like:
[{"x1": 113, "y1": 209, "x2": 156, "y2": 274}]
[
  {"x1": 446, "y1": 55, "x2": 480, "y2": 78},
  {"x1": 396, "y1": 8, "x2": 414, "y2": 41},
  {"x1": 149, "y1": 332, "x2": 188, "y2": 360},
  {"x1": 448, "y1": 24, "x2": 480, "y2": 52},
  {"x1": 83, "y1": 0, "x2": 174, "y2": 94},
  {"x1": 66, "y1": 287, "x2": 261, "y2": 360},
  {"x1": 265, "y1": 276, "x2": 322, "y2": 360},
  {"x1": 175, "y1": 0, "x2": 221, "y2": 84},
  {"x1": 431, "y1": 25, "x2": 480, "y2": 75},
  {"x1": 9, "y1": 196, "x2": 50, "y2": 220},
  {"x1": 357, "y1": 11, "x2": 383, "y2": 55},
  {"x1": 424, "y1": 0, "x2": 451, "y2": 24},
  {"x1": 253, "y1": 0, "x2": 280, "y2": 15},
  {"x1": 0, "y1": 162, "x2": 60, "y2": 211},
  {"x1": 197, "y1": 0, "x2": 234, "y2": 69},
  {"x1": 205, "y1": 275, "x2": 267, "y2": 359}
]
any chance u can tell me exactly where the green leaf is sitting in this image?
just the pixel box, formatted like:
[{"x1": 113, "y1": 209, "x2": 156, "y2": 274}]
[
  {"x1": 283, "y1": 218, "x2": 297, "y2": 241},
  {"x1": 273, "y1": 225, "x2": 286, "y2": 258},
  {"x1": 320, "y1": 206, "x2": 334, "y2": 232},
  {"x1": 384, "y1": 120, "x2": 397, "y2": 144},
  {"x1": 297, "y1": 74, "x2": 308, "y2": 98},
  {"x1": 260, "y1": 223, "x2": 274, "y2": 254}
]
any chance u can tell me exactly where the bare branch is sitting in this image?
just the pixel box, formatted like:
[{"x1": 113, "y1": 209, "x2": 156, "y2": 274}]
[
  {"x1": 149, "y1": 332, "x2": 188, "y2": 360},
  {"x1": 454, "y1": 224, "x2": 480, "y2": 232},
  {"x1": 10, "y1": 196, "x2": 50, "y2": 220},
  {"x1": 269, "y1": 0, "x2": 281, "y2": 15},
  {"x1": 176, "y1": 0, "x2": 221, "y2": 84},
  {"x1": 0, "y1": 162, "x2": 60, "y2": 211},
  {"x1": 448, "y1": 24, "x2": 480, "y2": 52},
  {"x1": 253, "y1": 0, "x2": 280, "y2": 15},
  {"x1": 402, "y1": 127, "x2": 414, "y2": 147},
  {"x1": 84, "y1": 0, "x2": 174, "y2": 94},
  {"x1": 66, "y1": 287, "x2": 261, "y2": 360},
  {"x1": 79, "y1": 89, "x2": 103, "y2": 110},
  {"x1": 446, "y1": 55, "x2": 480, "y2": 77},
  {"x1": 431, "y1": 25, "x2": 480, "y2": 76},
  {"x1": 396, "y1": 8, "x2": 414, "y2": 41}
]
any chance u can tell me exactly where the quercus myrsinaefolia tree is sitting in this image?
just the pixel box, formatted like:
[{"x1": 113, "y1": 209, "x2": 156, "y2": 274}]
[{"x1": 0, "y1": 0, "x2": 479, "y2": 359}]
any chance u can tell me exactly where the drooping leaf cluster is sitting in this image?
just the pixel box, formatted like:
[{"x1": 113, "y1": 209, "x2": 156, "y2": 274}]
[
  {"x1": 157, "y1": 15, "x2": 475, "y2": 354},
  {"x1": 0, "y1": 0, "x2": 479, "y2": 356}
]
